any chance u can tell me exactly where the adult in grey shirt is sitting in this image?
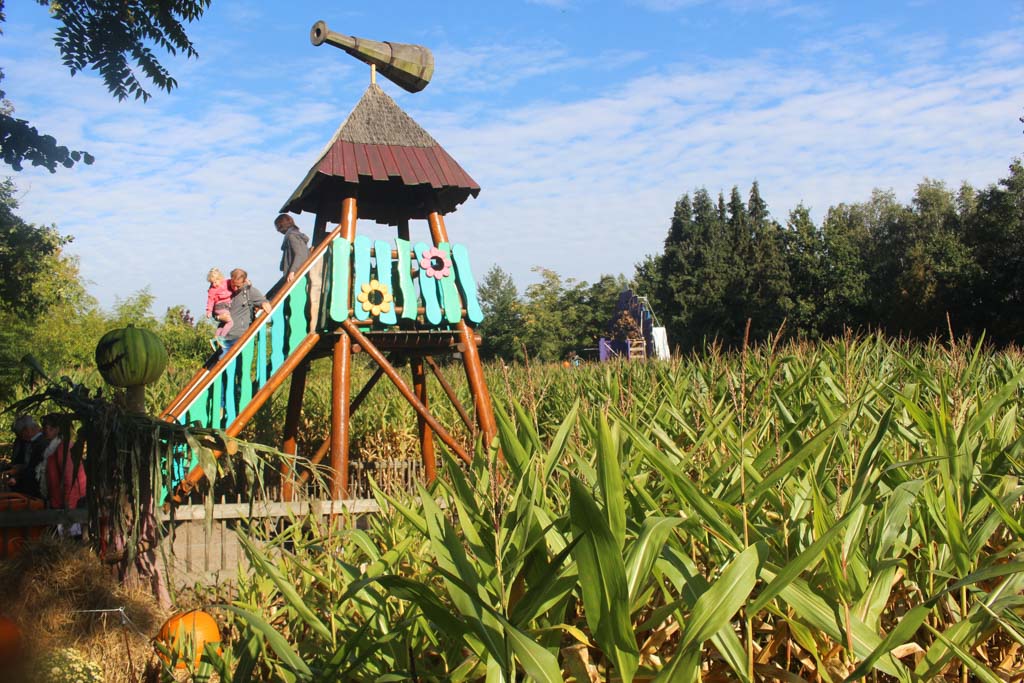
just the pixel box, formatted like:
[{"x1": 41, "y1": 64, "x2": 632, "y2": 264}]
[
  {"x1": 274, "y1": 214, "x2": 310, "y2": 283},
  {"x1": 222, "y1": 268, "x2": 272, "y2": 354}
]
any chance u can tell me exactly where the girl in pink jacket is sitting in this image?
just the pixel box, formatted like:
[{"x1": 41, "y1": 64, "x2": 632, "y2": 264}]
[{"x1": 206, "y1": 268, "x2": 233, "y2": 341}]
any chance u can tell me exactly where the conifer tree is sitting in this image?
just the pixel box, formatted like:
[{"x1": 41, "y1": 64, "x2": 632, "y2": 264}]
[
  {"x1": 784, "y1": 204, "x2": 824, "y2": 337},
  {"x1": 746, "y1": 182, "x2": 792, "y2": 340},
  {"x1": 820, "y1": 203, "x2": 871, "y2": 335}
]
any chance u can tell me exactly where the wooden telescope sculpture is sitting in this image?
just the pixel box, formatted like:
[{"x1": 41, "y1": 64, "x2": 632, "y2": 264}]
[
  {"x1": 310, "y1": 20, "x2": 434, "y2": 93},
  {"x1": 160, "y1": 21, "x2": 496, "y2": 505}
]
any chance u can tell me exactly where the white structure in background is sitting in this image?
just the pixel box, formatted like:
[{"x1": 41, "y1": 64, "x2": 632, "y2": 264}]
[{"x1": 636, "y1": 295, "x2": 671, "y2": 360}]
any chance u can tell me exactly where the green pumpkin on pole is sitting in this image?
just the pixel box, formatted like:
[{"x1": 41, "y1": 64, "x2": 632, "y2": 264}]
[{"x1": 95, "y1": 325, "x2": 168, "y2": 413}]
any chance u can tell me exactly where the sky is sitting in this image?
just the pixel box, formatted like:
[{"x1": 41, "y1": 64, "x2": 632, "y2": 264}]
[{"x1": 2, "y1": 0, "x2": 1023, "y2": 317}]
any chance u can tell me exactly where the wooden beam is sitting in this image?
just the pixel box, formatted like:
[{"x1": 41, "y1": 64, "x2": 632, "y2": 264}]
[
  {"x1": 411, "y1": 357, "x2": 436, "y2": 482},
  {"x1": 328, "y1": 194, "x2": 359, "y2": 501},
  {"x1": 161, "y1": 499, "x2": 382, "y2": 521},
  {"x1": 351, "y1": 364, "x2": 386, "y2": 416},
  {"x1": 427, "y1": 211, "x2": 499, "y2": 448},
  {"x1": 281, "y1": 360, "x2": 309, "y2": 502},
  {"x1": 295, "y1": 364, "x2": 384, "y2": 487},
  {"x1": 425, "y1": 355, "x2": 475, "y2": 434},
  {"x1": 331, "y1": 332, "x2": 352, "y2": 499}
]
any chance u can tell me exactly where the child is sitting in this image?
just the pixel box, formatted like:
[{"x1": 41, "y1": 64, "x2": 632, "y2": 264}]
[{"x1": 205, "y1": 268, "x2": 233, "y2": 344}]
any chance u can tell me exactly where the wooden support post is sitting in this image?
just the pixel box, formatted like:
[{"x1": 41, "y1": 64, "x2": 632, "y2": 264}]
[
  {"x1": 411, "y1": 357, "x2": 436, "y2": 482},
  {"x1": 427, "y1": 211, "x2": 499, "y2": 449},
  {"x1": 331, "y1": 331, "x2": 352, "y2": 500},
  {"x1": 342, "y1": 320, "x2": 471, "y2": 464},
  {"x1": 298, "y1": 365, "x2": 382, "y2": 486},
  {"x1": 312, "y1": 207, "x2": 329, "y2": 245},
  {"x1": 280, "y1": 360, "x2": 309, "y2": 502},
  {"x1": 329, "y1": 193, "x2": 359, "y2": 501},
  {"x1": 340, "y1": 196, "x2": 358, "y2": 242}
]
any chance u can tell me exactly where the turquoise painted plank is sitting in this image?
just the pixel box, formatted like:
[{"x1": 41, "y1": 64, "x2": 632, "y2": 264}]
[
  {"x1": 374, "y1": 239, "x2": 398, "y2": 326},
  {"x1": 238, "y1": 337, "x2": 254, "y2": 410},
  {"x1": 329, "y1": 240, "x2": 352, "y2": 322},
  {"x1": 438, "y1": 243, "x2": 462, "y2": 324},
  {"x1": 415, "y1": 242, "x2": 443, "y2": 325},
  {"x1": 184, "y1": 388, "x2": 207, "y2": 430},
  {"x1": 269, "y1": 305, "x2": 287, "y2": 372},
  {"x1": 452, "y1": 243, "x2": 484, "y2": 324},
  {"x1": 256, "y1": 326, "x2": 268, "y2": 389},
  {"x1": 288, "y1": 273, "x2": 309, "y2": 352},
  {"x1": 201, "y1": 387, "x2": 215, "y2": 428},
  {"x1": 395, "y1": 238, "x2": 417, "y2": 321},
  {"x1": 353, "y1": 235, "x2": 372, "y2": 322},
  {"x1": 211, "y1": 373, "x2": 223, "y2": 429},
  {"x1": 223, "y1": 358, "x2": 238, "y2": 426}
]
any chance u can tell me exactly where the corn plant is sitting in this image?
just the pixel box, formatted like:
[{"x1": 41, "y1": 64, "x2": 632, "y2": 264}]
[{"x1": 207, "y1": 333, "x2": 1023, "y2": 682}]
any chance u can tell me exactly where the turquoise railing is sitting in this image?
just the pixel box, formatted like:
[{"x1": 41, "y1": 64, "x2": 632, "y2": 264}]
[{"x1": 171, "y1": 235, "x2": 483, "y2": 433}]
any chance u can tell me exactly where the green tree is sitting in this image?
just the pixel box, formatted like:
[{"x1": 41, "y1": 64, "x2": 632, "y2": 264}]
[
  {"x1": 561, "y1": 273, "x2": 628, "y2": 356},
  {"x1": 657, "y1": 194, "x2": 694, "y2": 346},
  {"x1": 1, "y1": 0, "x2": 211, "y2": 172},
  {"x1": 689, "y1": 188, "x2": 732, "y2": 343},
  {"x1": 0, "y1": 179, "x2": 97, "y2": 397},
  {"x1": 522, "y1": 267, "x2": 573, "y2": 362},
  {"x1": 746, "y1": 181, "x2": 791, "y2": 341},
  {"x1": 964, "y1": 159, "x2": 1024, "y2": 341},
  {"x1": 820, "y1": 202, "x2": 872, "y2": 335},
  {"x1": 631, "y1": 254, "x2": 662, "y2": 312},
  {"x1": 477, "y1": 265, "x2": 524, "y2": 362},
  {"x1": 783, "y1": 203, "x2": 823, "y2": 337},
  {"x1": 0, "y1": 178, "x2": 75, "y2": 315},
  {"x1": 723, "y1": 186, "x2": 752, "y2": 334}
]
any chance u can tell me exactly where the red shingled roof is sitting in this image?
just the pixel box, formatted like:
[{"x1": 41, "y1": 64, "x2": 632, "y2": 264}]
[{"x1": 282, "y1": 84, "x2": 480, "y2": 225}]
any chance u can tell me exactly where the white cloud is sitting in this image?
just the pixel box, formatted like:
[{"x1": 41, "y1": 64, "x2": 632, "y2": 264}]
[{"x1": 4, "y1": 17, "x2": 1023, "y2": 319}]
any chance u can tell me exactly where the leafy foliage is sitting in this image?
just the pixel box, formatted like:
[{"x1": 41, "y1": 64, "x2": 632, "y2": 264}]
[
  {"x1": 477, "y1": 265, "x2": 625, "y2": 363},
  {"x1": 0, "y1": 0, "x2": 211, "y2": 172},
  {"x1": 43, "y1": 0, "x2": 211, "y2": 102},
  {"x1": 640, "y1": 160, "x2": 1024, "y2": 351},
  {"x1": 0, "y1": 73, "x2": 95, "y2": 171}
]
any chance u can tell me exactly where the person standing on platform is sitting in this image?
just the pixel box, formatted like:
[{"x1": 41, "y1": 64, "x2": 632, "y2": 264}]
[{"x1": 275, "y1": 214, "x2": 310, "y2": 283}]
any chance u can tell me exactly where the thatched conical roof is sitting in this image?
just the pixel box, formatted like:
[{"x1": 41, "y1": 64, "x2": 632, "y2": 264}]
[{"x1": 281, "y1": 84, "x2": 480, "y2": 225}]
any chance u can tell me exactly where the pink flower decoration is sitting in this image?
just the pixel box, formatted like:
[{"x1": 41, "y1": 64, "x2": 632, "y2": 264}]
[{"x1": 420, "y1": 247, "x2": 451, "y2": 280}]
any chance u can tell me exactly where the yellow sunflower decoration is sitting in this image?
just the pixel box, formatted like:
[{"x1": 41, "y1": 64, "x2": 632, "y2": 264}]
[{"x1": 357, "y1": 279, "x2": 394, "y2": 317}]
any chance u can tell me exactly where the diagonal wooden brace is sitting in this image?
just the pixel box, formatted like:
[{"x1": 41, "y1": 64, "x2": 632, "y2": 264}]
[
  {"x1": 341, "y1": 320, "x2": 471, "y2": 465},
  {"x1": 425, "y1": 355, "x2": 475, "y2": 434},
  {"x1": 169, "y1": 332, "x2": 322, "y2": 504}
]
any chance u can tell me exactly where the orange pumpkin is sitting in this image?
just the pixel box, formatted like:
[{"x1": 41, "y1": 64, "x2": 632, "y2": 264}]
[
  {"x1": 156, "y1": 610, "x2": 221, "y2": 669},
  {"x1": 0, "y1": 617, "x2": 22, "y2": 671}
]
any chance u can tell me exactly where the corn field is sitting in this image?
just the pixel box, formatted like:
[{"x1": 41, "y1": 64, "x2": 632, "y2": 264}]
[{"x1": 154, "y1": 334, "x2": 1023, "y2": 681}]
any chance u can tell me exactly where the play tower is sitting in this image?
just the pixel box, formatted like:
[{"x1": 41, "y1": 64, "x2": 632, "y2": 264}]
[{"x1": 160, "y1": 24, "x2": 496, "y2": 501}]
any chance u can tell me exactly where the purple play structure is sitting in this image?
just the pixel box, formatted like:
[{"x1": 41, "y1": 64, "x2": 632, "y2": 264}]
[{"x1": 599, "y1": 290, "x2": 669, "y2": 361}]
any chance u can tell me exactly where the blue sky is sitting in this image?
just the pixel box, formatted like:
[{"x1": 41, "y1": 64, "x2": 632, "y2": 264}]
[{"x1": 3, "y1": 1, "x2": 1023, "y2": 316}]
